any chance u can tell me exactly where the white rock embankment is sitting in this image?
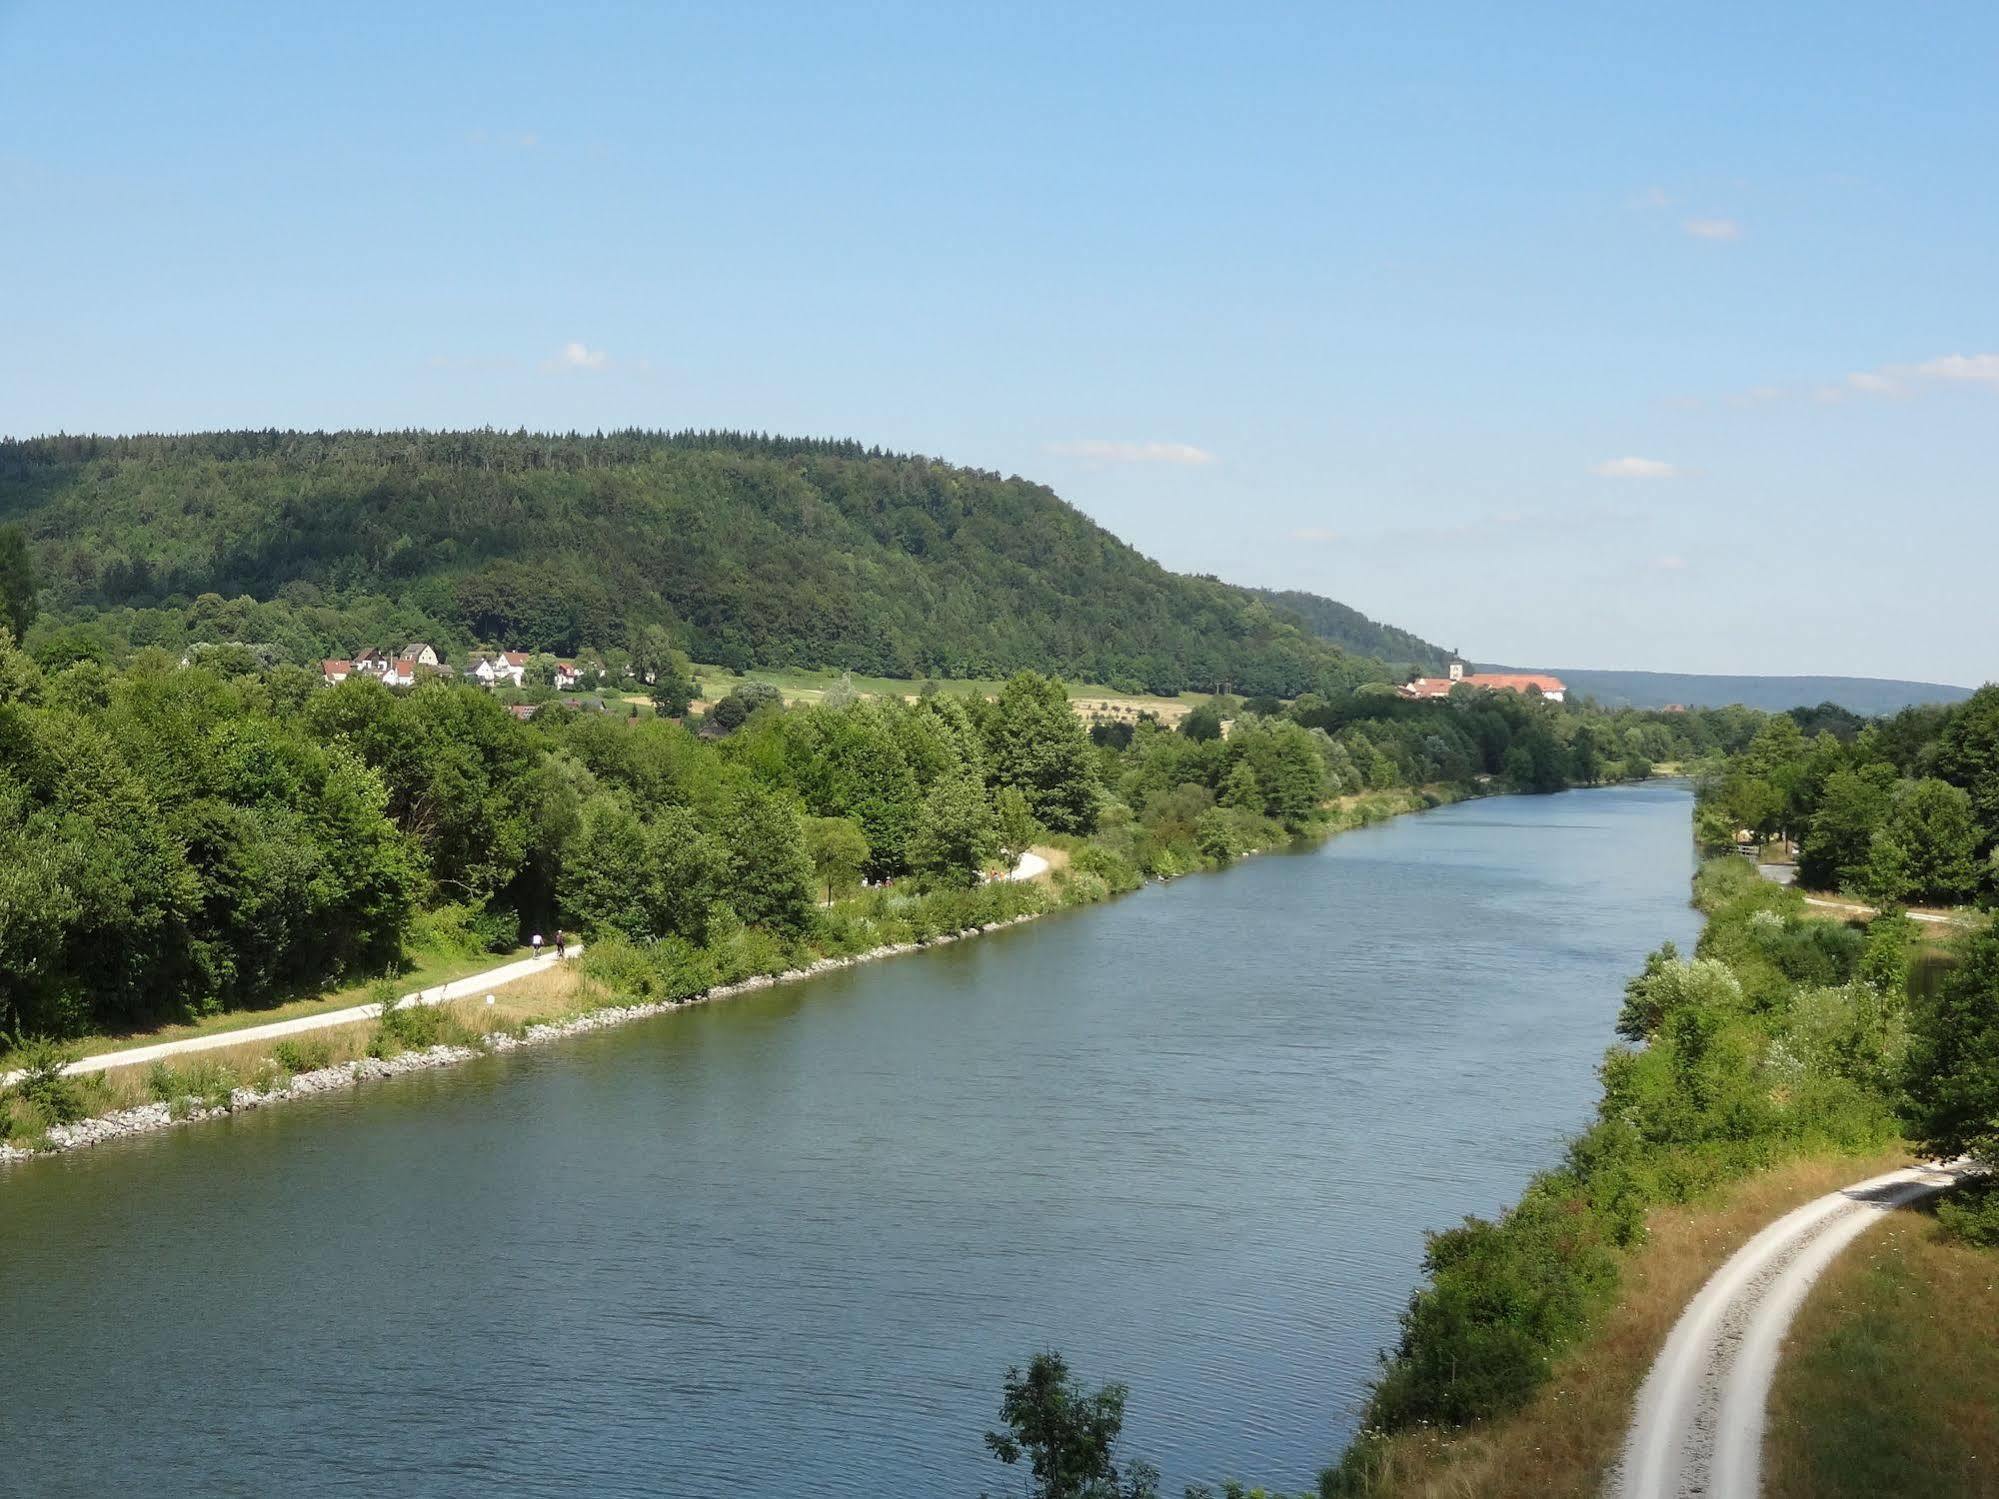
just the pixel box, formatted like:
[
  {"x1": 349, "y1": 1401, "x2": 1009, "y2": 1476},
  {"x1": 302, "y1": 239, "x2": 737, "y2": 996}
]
[{"x1": 0, "y1": 917, "x2": 1039, "y2": 1165}]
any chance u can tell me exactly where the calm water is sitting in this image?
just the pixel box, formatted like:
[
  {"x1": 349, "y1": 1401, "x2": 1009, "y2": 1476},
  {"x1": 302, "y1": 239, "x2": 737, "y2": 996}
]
[{"x1": 0, "y1": 785, "x2": 1696, "y2": 1498}]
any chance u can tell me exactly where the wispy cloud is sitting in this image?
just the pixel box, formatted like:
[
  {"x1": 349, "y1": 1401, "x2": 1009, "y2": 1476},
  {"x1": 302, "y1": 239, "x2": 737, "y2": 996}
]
[
  {"x1": 542, "y1": 340, "x2": 609, "y2": 373},
  {"x1": 1682, "y1": 217, "x2": 1742, "y2": 241},
  {"x1": 1633, "y1": 185, "x2": 1672, "y2": 209},
  {"x1": 1288, "y1": 526, "x2": 1340, "y2": 543},
  {"x1": 1827, "y1": 351, "x2": 1999, "y2": 400},
  {"x1": 1912, "y1": 353, "x2": 1999, "y2": 384},
  {"x1": 1046, "y1": 440, "x2": 1216, "y2": 466},
  {"x1": 1656, "y1": 554, "x2": 1689, "y2": 571},
  {"x1": 1592, "y1": 456, "x2": 1678, "y2": 479}
]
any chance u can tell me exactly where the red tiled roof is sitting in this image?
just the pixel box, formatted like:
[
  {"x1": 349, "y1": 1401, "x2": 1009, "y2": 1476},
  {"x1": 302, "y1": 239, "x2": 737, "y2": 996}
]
[
  {"x1": 503, "y1": 651, "x2": 529, "y2": 666},
  {"x1": 1401, "y1": 672, "x2": 1566, "y2": 698},
  {"x1": 322, "y1": 659, "x2": 353, "y2": 674},
  {"x1": 1464, "y1": 672, "x2": 1565, "y2": 694}
]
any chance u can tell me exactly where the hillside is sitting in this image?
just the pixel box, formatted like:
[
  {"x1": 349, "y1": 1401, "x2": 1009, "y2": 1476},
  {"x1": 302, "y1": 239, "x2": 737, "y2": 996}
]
[
  {"x1": 1487, "y1": 666, "x2": 1978, "y2": 715},
  {"x1": 1244, "y1": 587, "x2": 1446, "y2": 671},
  {"x1": 0, "y1": 430, "x2": 1416, "y2": 697}
]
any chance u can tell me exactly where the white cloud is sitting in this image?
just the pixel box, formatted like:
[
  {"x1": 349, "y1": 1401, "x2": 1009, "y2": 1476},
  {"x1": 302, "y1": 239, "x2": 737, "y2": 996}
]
[
  {"x1": 1912, "y1": 353, "x2": 1999, "y2": 384},
  {"x1": 1633, "y1": 186, "x2": 1671, "y2": 209},
  {"x1": 1682, "y1": 217, "x2": 1742, "y2": 240},
  {"x1": 1046, "y1": 440, "x2": 1216, "y2": 466},
  {"x1": 1838, "y1": 351, "x2": 1999, "y2": 398},
  {"x1": 1656, "y1": 554, "x2": 1689, "y2": 571},
  {"x1": 1591, "y1": 456, "x2": 1678, "y2": 479},
  {"x1": 542, "y1": 340, "x2": 609, "y2": 373},
  {"x1": 1288, "y1": 526, "x2": 1340, "y2": 543}
]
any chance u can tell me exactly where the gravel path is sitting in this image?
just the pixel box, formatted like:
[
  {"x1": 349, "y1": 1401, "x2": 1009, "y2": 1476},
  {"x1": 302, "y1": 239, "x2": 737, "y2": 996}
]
[
  {"x1": 0, "y1": 947, "x2": 586, "y2": 1088},
  {"x1": 1611, "y1": 1159, "x2": 1976, "y2": 1498}
]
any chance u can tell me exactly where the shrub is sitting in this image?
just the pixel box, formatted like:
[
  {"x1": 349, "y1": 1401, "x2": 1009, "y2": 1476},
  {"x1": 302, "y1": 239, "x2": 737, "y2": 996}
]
[
  {"x1": 1935, "y1": 1177, "x2": 1999, "y2": 1248},
  {"x1": 270, "y1": 1038, "x2": 333, "y2": 1074},
  {"x1": 5, "y1": 1038, "x2": 93, "y2": 1126},
  {"x1": 144, "y1": 1058, "x2": 238, "y2": 1111}
]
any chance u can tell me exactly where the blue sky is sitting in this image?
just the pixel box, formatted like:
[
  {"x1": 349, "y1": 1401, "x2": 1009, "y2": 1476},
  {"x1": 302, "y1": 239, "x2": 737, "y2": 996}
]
[{"x1": 3, "y1": 3, "x2": 1993, "y2": 684}]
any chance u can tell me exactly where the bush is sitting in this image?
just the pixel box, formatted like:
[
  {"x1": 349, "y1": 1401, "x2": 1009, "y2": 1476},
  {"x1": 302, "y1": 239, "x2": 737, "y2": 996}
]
[
  {"x1": 1935, "y1": 1177, "x2": 1999, "y2": 1248},
  {"x1": 5, "y1": 1038, "x2": 93, "y2": 1126},
  {"x1": 144, "y1": 1058, "x2": 238, "y2": 1112},
  {"x1": 270, "y1": 1038, "x2": 333, "y2": 1074}
]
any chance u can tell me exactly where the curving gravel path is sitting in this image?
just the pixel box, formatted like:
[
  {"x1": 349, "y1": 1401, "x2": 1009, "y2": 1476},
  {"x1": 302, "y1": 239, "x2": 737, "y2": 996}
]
[{"x1": 1612, "y1": 1159, "x2": 1977, "y2": 1499}]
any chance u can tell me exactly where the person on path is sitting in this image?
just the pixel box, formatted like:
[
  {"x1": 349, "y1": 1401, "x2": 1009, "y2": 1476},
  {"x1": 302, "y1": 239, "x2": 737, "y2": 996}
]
[
  {"x1": 531, "y1": 931, "x2": 544, "y2": 959},
  {"x1": 554, "y1": 928, "x2": 567, "y2": 960}
]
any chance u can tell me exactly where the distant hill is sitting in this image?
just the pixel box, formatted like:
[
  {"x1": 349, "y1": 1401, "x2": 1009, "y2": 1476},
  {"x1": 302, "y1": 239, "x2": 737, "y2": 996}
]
[
  {"x1": 1245, "y1": 588, "x2": 1447, "y2": 671},
  {"x1": 0, "y1": 429, "x2": 1418, "y2": 697},
  {"x1": 1483, "y1": 666, "x2": 1978, "y2": 716}
]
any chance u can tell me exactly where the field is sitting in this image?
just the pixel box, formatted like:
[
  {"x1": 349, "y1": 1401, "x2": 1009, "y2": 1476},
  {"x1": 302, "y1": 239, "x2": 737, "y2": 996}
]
[
  {"x1": 666, "y1": 662, "x2": 1206, "y2": 724},
  {"x1": 1764, "y1": 1201, "x2": 1999, "y2": 1499}
]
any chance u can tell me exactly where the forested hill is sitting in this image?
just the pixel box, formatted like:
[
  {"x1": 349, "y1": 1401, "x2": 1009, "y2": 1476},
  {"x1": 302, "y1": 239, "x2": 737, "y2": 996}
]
[
  {"x1": 1487, "y1": 666, "x2": 1976, "y2": 715},
  {"x1": 1245, "y1": 587, "x2": 1446, "y2": 671},
  {"x1": 0, "y1": 430, "x2": 1417, "y2": 696}
]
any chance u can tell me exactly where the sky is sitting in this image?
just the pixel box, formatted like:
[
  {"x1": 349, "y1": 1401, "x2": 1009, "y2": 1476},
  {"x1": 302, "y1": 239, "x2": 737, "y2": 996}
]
[{"x1": 2, "y1": 2, "x2": 1994, "y2": 684}]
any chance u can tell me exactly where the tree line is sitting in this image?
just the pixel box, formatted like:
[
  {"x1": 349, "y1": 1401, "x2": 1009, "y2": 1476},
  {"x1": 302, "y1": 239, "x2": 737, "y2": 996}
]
[
  {"x1": 0, "y1": 612, "x2": 1741, "y2": 1044},
  {"x1": 1699, "y1": 685, "x2": 1999, "y2": 906}
]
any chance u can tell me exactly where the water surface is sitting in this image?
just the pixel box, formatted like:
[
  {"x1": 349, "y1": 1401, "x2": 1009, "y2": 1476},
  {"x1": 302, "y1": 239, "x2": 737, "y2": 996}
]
[{"x1": 0, "y1": 785, "x2": 1697, "y2": 1497}]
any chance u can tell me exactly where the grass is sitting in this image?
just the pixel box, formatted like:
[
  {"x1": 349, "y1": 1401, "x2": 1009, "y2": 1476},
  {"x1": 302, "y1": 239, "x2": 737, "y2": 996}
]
[
  {"x1": 85, "y1": 963, "x2": 591, "y2": 1111},
  {"x1": 1764, "y1": 1196, "x2": 1999, "y2": 1499},
  {"x1": 1336, "y1": 1149, "x2": 1913, "y2": 1499},
  {"x1": 0, "y1": 944, "x2": 532, "y2": 1069}
]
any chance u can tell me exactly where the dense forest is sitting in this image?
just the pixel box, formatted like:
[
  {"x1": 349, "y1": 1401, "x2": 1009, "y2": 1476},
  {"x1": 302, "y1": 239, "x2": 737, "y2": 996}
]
[
  {"x1": 0, "y1": 430, "x2": 1429, "y2": 696},
  {"x1": 1243, "y1": 588, "x2": 1445, "y2": 672}
]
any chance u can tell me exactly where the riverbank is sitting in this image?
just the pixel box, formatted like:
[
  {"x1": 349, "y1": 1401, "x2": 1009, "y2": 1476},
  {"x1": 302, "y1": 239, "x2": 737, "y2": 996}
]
[{"x1": 0, "y1": 784, "x2": 1460, "y2": 1166}]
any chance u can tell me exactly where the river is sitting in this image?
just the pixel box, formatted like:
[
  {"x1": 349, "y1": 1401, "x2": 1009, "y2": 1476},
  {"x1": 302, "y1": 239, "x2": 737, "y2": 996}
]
[{"x1": 0, "y1": 784, "x2": 1697, "y2": 1497}]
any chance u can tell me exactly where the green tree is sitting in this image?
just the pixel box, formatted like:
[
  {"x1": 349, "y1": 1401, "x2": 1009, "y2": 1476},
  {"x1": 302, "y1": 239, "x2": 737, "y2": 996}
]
[
  {"x1": 648, "y1": 647, "x2": 697, "y2": 717},
  {"x1": 717, "y1": 781, "x2": 813, "y2": 933},
  {"x1": 708, "y1": 680, "x2": 783, "y2": 733},
  {"x1": 0, "y1": 526, "x2": 35, "y2": 641},
  {"x1": 984, "y1": 673, "x2": 1100, "y2": 834},
  {"x1": 1903, "y1": 923, "x2": 1999, "y2": 1164},
  {"x1": 1799, "y1": 763, "x2": 1895, "y2": 892},
  {"x1": 803, "y1": 815, "x2": 870, "y2": 902},
  {"x1": 982, "y1": 1352, "x2": 1161, "y2": 1499},
  {"x1": 1866, "y1": 778, "x2": 1981, "y2": 906},
  {"x1": 909, "y1": 772, "x2": 998, "y2": 887},
  {"x1": 992, "y1": 784, "x2": 1041, "y2": 873},
  {"x1": 1934, "y1": 684, "x2": 1999, "y2": 854},
  {"x1": 1180, "y1": 701, "x2": 1224, "y2": 742}
]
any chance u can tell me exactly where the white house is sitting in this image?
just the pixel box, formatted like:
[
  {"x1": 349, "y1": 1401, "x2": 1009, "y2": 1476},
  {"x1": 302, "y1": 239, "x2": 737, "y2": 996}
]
[{"x1": 471, "y1": 651, "x2": 529, "y2": 688}]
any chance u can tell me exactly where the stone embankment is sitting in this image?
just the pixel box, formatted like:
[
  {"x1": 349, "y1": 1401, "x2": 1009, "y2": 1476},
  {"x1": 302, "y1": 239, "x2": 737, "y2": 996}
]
[{"x1": 0, "y1": 918, "x2": 1037, "y2": 1164}]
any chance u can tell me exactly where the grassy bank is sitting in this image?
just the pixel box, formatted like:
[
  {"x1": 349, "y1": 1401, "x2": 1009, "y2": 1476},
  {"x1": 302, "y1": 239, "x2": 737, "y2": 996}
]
[
  {"x1": 1324, "y1": 1150, "x2": 1913, "y2": 1497},
  {"x1": 1325, "y1": 855, "x2": 1918, "y2": 1495},
  {"x1": 1764, "y1": 1202, "x2": 1999, "y2": 1499}
]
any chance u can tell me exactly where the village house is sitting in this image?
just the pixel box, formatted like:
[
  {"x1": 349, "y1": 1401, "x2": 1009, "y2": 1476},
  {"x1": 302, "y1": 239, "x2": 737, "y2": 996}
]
[
  {"x1": 400, "y1": 643, "x2": 441, "y2": 667},
  {"x1": 1399, "y1": 660, "x2": 1567, "y2": 703},
  {"x1": 470, "y1": 650, "x2": 529, "y2": 688},
  {"x1": 321, "y1": 659, "x2": 353, "y2": 685}
]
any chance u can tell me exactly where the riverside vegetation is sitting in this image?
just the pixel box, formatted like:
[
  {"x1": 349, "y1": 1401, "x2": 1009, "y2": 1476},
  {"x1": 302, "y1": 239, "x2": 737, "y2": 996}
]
[{"x1": 0, "y1": 604, "x2": 1738, "y2": 1147}]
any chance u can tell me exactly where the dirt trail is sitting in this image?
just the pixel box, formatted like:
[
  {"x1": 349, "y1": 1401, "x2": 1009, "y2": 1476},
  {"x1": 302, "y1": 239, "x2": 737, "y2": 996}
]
[{"x1": 1612, "y1": 1160, "x2": 1975, "y2": 1498}]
